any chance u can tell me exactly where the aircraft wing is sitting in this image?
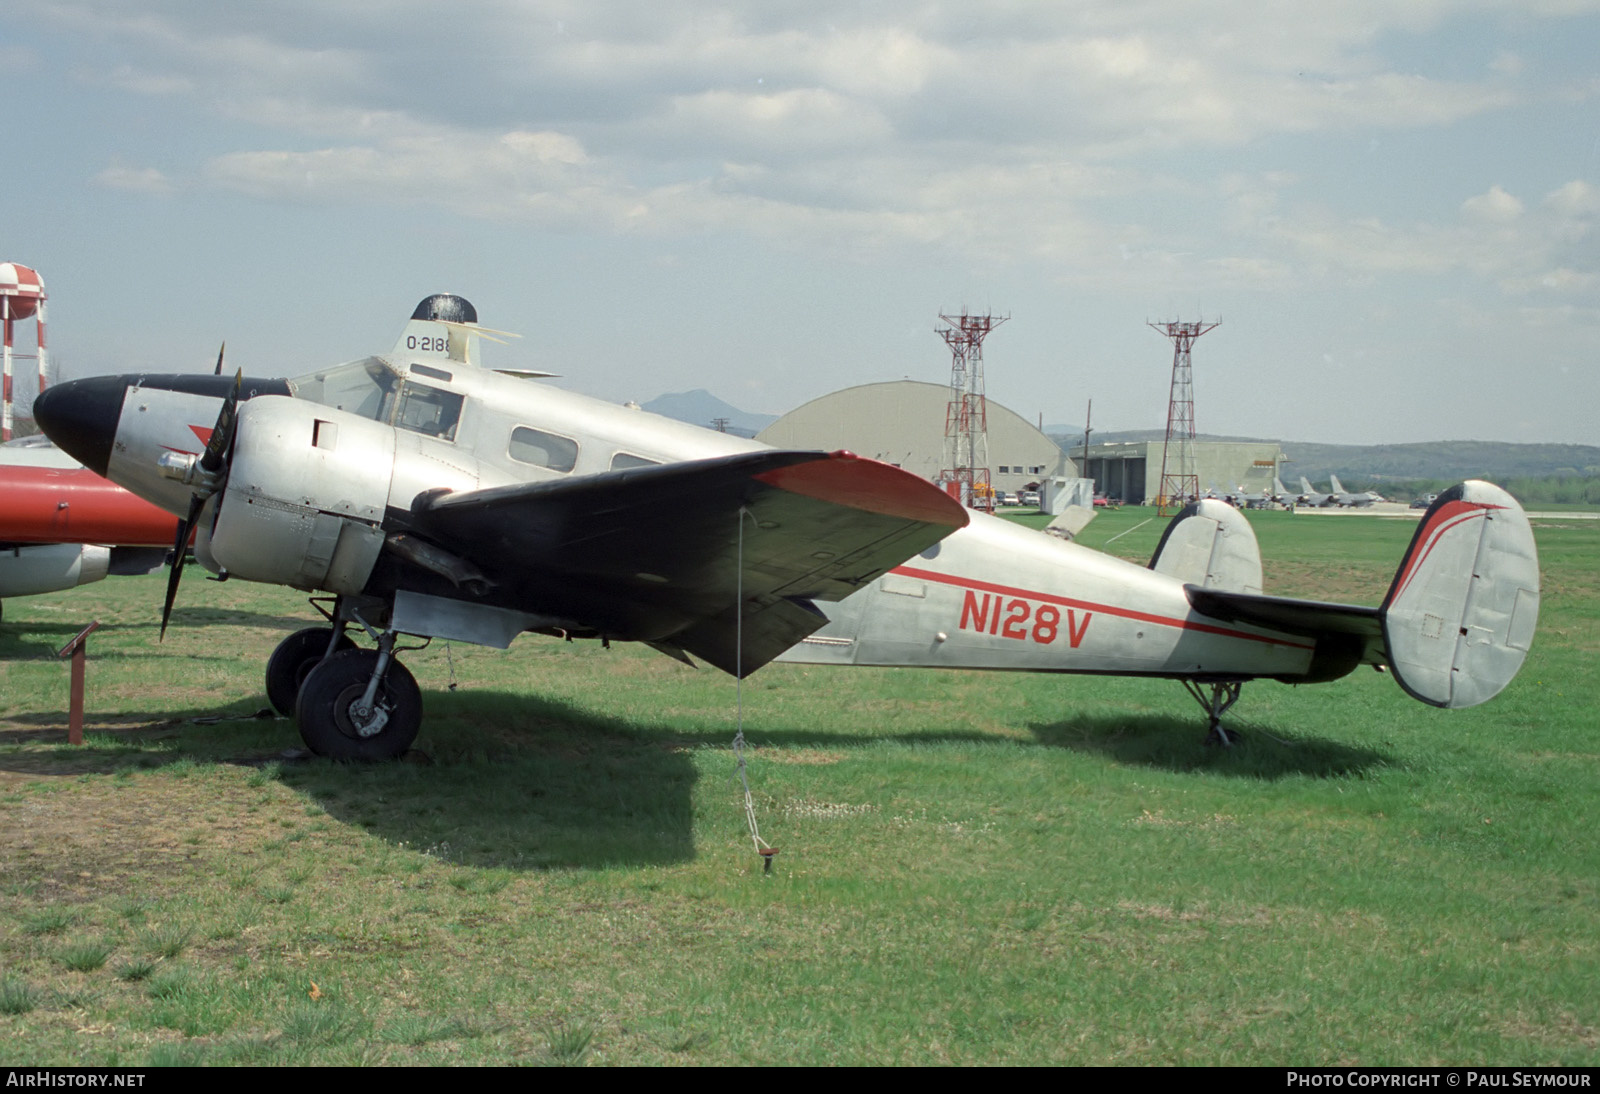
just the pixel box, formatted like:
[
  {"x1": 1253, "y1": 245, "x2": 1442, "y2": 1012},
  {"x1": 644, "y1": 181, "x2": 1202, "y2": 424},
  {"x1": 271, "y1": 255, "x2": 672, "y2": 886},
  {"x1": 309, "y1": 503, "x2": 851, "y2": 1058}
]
[{"x1": 403, "y1": 449, "x2": 969, "y2": 675}]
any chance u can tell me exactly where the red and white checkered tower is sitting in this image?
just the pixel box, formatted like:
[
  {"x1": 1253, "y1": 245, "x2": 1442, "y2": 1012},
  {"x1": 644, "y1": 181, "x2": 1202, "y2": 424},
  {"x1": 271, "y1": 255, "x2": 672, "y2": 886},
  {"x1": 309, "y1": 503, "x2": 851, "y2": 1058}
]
[
  {"x1": 1, "y1": 263, "x2": 48, "y2": 441},
  {"x1": 1149, "y1": 318, "x2": 1218, "y2": 515},
  {"x1": 937, "y1": 310, "x2": 1007, "y2": 512}
]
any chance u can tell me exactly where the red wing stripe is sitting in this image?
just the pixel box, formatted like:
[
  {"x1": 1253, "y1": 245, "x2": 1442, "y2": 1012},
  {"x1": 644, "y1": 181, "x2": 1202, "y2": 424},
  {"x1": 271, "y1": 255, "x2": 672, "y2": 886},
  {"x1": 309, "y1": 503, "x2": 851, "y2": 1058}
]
[
  {"x1": 890, "y1": 565, "x2": 1315, "y2": 651},
  {"x1": 754, "y1": 451, "x2": 969, "y2": 528}
]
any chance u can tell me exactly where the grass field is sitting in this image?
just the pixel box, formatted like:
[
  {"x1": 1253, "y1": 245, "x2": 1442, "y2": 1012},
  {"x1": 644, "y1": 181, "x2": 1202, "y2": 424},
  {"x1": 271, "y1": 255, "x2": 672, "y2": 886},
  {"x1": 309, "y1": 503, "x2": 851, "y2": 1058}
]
[{"x1": 0, "y1": 506, "x2": 1595, "y2": 1065}]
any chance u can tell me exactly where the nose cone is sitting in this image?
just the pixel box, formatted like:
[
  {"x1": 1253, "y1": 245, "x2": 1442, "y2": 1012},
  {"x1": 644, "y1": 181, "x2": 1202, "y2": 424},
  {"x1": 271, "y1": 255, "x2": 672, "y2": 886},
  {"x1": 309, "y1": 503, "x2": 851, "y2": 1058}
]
[{"x1": 32, "y1": 377, "x2": 131, "y2": 477}]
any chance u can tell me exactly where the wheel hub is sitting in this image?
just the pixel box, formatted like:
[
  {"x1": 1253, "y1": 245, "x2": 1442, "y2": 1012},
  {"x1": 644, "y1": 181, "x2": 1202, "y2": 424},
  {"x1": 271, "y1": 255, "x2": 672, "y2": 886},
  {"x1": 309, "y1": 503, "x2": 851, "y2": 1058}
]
[{"x1": 333, "y1": 683, "x2": 391, "y2": 740}]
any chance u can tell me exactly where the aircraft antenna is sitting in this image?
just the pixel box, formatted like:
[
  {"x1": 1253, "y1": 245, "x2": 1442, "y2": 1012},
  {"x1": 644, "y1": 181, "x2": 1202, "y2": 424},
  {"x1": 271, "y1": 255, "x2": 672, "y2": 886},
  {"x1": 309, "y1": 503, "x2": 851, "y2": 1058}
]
[
  {"x1": 1148, "y1": 318, "x2": 1218, "y2": 515},
  {"x1": 0, "y1": 263, "x2": 48, "y2": 441},
  {"x1": 733, "y1": 505, "x2": 778, "y2": 874},
  {"x1": 936, "y1": 309, "x2": 1008, "y2": 513}
]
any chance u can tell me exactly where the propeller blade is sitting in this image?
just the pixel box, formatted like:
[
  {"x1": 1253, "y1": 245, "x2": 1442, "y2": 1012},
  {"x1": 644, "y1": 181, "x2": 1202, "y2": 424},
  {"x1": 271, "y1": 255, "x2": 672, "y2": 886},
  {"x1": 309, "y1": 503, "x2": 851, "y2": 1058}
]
[
  {"x1": 160, "y1": 368, "x2": 241, "y2": 640},
  {"x1": 160, "y1": 494, "x2": 204, "y2": 641},
  {"x1": 212, "y1": 341, "x2": 226, "y2": 377},
  {"x1": 200, "y1": 369, "x2": 242, "y2": 475}
]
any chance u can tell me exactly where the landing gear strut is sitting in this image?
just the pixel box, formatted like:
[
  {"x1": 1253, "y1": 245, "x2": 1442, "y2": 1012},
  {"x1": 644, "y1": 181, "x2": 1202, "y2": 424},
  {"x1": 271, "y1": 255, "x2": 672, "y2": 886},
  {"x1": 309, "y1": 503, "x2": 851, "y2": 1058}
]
[
  {"x1": 280, "y1": 601, "x2": 425, "y2": 761},
  {"x1": 1182, "y1": 679, "x2": 1244, "y2": 746}
]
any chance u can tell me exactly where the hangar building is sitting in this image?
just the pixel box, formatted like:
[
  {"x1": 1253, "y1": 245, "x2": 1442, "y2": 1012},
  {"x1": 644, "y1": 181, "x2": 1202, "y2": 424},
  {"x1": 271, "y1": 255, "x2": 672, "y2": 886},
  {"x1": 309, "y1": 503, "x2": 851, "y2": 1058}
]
[
  {"x1": 756, "y1": 380, "x2": 1075, "y2": 494},
  {"x1": 1080, "y1": 440, "x2": 1287, "y2": 505}
]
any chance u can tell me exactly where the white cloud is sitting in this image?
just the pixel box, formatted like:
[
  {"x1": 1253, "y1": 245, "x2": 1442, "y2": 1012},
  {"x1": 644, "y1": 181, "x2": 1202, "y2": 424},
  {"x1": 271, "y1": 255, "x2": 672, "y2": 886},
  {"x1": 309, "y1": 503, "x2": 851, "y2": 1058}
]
[
  {"x1": 655, "y1": 88, "x2": 895, "y2": 157},
  {"x1": 95, "y1": 164, "x2": 175, "y2": 195},
  {"x1": 1545, "y1": 179, "x2": 1600, "y2": 216},
  {"x1": 1461, "y1": 185, "x2": 1525, "y2": 222},
  {"x1": 204, "y1": 128, "x2": 606, "y2": 224}
]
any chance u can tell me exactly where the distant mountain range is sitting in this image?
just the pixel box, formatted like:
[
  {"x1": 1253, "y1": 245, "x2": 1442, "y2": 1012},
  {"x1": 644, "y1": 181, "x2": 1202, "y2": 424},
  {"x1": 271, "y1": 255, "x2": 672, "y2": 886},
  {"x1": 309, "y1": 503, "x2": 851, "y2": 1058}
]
[
  {"x1": 643, "y1": 393, "x2": 1600, "y2": 481},
  {"x1": 641, "y1": 390, "x2": 778, "y2": 439}
]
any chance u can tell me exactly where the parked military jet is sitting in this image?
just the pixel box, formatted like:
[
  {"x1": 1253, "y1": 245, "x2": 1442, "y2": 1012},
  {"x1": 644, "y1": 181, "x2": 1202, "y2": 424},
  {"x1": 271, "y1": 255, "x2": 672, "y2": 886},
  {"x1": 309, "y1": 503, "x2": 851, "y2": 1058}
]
[
  {"x1": 1328, "y1": 474, "x2": 1383, "y2": 507},
  {"x1": 0, "y1": 436, "x2": 176, "y2": 620},
  {"x1": 1228, "y1": 478, "x2": 1290, "y2": 509},
  {"x1": 1296, "y1": 476, "x2": 1335, "y2": 507},
  {"x1": 34, "y1": 295, "x2": 968, "y2": 758},
  {"x1": 35, "y1": 295, "x2": 1540, "y2": 753}
]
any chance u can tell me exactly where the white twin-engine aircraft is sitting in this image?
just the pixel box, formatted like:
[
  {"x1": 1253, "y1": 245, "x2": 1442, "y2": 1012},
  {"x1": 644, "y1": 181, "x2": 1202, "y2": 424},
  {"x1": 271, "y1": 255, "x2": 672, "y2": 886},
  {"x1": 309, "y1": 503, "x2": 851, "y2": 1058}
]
[{"x1": 34, "y1": 296, "x2": 1540, "y2": 759}]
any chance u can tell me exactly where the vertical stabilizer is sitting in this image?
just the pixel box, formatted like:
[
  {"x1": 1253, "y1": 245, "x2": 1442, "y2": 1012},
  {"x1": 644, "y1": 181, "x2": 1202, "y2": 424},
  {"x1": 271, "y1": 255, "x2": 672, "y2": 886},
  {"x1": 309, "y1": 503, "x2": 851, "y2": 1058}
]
[
  {"x1": 1148, "y1": 498, "x2": 1264, "y2": 594},
  {"x1": 390, "y1": 293, "x2": 518, "y2": 367},
  {"x1": 1380, "y1": 481, "x2": 1540, "y2": 708}
]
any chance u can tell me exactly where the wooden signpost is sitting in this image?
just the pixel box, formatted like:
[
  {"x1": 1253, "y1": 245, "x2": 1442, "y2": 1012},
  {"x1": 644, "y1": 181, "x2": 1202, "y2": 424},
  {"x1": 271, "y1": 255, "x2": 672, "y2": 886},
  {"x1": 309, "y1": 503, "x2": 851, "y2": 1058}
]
[{"x1": 55, "y1": 620, "x2": 101, "y2": 746}]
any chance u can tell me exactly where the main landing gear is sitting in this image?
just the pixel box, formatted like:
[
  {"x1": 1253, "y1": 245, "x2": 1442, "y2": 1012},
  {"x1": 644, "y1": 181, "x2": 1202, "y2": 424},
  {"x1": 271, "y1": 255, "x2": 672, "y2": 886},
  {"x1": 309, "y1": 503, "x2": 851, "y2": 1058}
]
[
  {"x1": 263, "y1": 601, "x2": 424, "y2": 761},
  {"x1": 265, "y1": 626, "x2": 356, "y2": 716},
  {"x1": 1181, "y1": 679, "x2": 1244, "y2": 746}
]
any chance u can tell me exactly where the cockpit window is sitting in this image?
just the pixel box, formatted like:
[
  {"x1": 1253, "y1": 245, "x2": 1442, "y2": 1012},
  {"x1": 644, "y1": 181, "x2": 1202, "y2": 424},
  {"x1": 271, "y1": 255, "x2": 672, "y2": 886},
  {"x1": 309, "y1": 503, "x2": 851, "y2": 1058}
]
[
  {"x1": 288, "y1": 357, "x2": 400, "y2": 422},
  {"x1": 394, "y1": 382, "x2": 464, "y2": 441},
  {"x1": 288, "y1": 359, "x2": 463, "y2": 442},
  {"x1": 610, "y1": 453, "x2": 660, "y2": 471}
]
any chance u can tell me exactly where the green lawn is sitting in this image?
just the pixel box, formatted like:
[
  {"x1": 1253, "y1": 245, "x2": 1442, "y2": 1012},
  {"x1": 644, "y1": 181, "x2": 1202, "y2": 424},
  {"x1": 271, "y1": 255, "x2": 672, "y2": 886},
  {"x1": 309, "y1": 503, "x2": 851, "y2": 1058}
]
[{"x1": 0, "y1": 508, "x2": 1594, "y2": 1064}]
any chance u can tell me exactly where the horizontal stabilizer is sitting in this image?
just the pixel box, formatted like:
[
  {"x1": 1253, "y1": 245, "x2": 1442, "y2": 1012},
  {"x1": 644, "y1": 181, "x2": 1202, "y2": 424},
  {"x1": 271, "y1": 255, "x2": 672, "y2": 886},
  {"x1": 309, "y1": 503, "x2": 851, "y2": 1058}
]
[
  {"x1": 1380, "y1": 481, "x2": 1540, "y2": 708},
  {"x1": 1187, "y1": 586, "x2": 1384, "y2": 682},
  {"x1": 1187, "y1": 588, "x2": 1382, "y2": 642}
]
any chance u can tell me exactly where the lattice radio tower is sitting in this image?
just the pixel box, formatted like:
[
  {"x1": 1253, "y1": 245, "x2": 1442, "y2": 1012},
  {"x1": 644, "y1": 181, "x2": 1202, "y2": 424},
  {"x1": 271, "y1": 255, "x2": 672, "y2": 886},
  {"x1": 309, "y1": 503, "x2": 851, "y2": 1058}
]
[
  {"x1": 938, "y1": 310, "x2": 1007, "y2": 512},
  {"x1": 1149, "y1": 318, "x2": 1218, "y2": 515}
]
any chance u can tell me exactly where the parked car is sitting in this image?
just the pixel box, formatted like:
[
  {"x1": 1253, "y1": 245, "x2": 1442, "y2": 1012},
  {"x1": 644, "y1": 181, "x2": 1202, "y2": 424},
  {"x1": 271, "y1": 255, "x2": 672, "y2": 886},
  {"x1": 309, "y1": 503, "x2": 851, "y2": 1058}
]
[{"x1": 1411, "y1": 493, "x2": 1439, "y2": 509}]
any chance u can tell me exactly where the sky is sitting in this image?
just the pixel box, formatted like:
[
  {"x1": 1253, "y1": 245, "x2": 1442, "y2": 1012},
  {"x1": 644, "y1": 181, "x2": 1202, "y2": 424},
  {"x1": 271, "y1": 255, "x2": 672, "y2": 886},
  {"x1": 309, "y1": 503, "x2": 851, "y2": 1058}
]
[{"x1": 4, "y1": 1, "x2": 1599, "y2": 445}]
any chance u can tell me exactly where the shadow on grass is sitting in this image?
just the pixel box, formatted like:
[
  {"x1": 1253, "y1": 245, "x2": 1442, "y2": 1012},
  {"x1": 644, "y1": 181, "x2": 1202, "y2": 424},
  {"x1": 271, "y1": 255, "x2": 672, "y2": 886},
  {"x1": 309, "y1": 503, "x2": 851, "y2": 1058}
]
[
  {"x1": 0, "y1": 608, "x2": 312, "y2": 660},
  {"x1": 0, "y1": 621, "x2": 119, "y2": 660},
  {"x1": 0, "y1": 683, "x2": 1391, "y2": 872},
  {"x1": 1027, "y1": 713, "x2": 1390, "y2": 779},
  {"x1": 70, "y1": 609, "x2": 321, "y2": 635},
  {"x1": 0, "y1": 692, "x2": 701, "y2": 872}
]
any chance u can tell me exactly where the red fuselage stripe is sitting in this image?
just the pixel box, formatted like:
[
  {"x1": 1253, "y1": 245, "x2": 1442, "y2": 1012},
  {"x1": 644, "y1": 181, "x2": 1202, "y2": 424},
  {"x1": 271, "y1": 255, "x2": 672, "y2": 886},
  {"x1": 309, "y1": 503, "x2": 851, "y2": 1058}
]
[{"x1": 889, "y1": 564, "x2": 1315, "y2": 650}]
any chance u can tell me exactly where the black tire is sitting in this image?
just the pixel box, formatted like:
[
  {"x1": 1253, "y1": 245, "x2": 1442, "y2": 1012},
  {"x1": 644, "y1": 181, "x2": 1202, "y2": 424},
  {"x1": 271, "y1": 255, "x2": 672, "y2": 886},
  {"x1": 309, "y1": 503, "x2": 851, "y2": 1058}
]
[
  {"x1": 265, "y1": 626, "x2": 356, "y2": 716},
  {"x1": 294, "y1": 648, "x2": 422, "y2": 761}
]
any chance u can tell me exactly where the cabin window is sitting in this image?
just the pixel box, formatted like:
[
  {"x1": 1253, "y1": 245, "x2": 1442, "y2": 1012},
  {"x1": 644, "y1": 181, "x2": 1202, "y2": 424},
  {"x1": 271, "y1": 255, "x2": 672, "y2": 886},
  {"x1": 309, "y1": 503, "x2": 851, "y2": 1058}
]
[
  {"x1": 610, "y1": 453, "x2": 659, "y2": 471},
  {"x1": 510, "y1": 426, "x2": 579, "y2": 473},
  {"x1": 393, "y1": 382, "x2": 464, "y2": 441}
]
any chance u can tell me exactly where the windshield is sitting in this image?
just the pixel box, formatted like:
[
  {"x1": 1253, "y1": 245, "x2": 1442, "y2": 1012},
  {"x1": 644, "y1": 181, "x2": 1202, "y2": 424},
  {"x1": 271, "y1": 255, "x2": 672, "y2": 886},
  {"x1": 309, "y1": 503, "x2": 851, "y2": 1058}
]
[
  {"x1": 289, "y1": 357, "x2": 464, "y2": 442},
  {"x1": 288, "y1": 357, "x2": 400, "y2": 422}
]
